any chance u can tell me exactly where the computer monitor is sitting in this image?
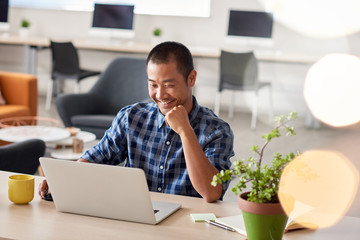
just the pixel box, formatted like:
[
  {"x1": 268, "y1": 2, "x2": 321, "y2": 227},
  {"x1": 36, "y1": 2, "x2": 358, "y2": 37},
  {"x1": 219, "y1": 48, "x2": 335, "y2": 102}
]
[
  {"x1": 0, "y1": 0, "x2": 9, "y2": 32},
  {"x1": 224, "y1": 10, "x2": 274, "y2": 49},
  {"x1": 89, "y1": 3, "x2": 135, "y2": 41}
]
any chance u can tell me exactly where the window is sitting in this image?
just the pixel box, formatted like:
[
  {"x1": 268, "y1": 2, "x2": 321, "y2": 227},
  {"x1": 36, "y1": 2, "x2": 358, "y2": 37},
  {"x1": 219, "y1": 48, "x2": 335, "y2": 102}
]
[
  {"x1": 10, "y1": 0, "x2": 210, "y2": 17},
  {"x1": 10, "y1": 0, "x2": 92, "y2": 11}
]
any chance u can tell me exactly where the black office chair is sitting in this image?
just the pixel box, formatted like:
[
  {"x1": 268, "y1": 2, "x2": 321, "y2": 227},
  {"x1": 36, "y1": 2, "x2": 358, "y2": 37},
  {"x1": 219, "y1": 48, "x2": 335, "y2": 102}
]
[
  {"x1": 214, "y1": 50, "x2": 273, "y2": 130},
  {"x1": 46, "y1": 40, "x2": 101, "y2": 111},
  {"x1": 0, "y1": 139, "x2": 46, "y2": 175},
  {"x1": 56, "y1": 57, "x2": 149, "y2": 139}
]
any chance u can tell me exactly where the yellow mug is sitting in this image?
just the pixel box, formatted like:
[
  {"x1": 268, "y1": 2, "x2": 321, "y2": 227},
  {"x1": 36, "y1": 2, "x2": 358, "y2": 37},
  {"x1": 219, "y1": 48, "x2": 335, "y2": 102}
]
[{"x1": 8, "y1": 175, "x2": 34, "y2": 204}]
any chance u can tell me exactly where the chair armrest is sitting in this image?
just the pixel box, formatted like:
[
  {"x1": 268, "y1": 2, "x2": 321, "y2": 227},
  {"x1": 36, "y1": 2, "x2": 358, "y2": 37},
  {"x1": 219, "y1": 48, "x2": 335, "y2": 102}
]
[
  {"x1": 0, "y1": 71, "x2": 38, "y2": 116},
  {"x1": 0, "y1": 139, "x2": 46, "y2": 175},
  {"x1": 56, "y1": 93, "x2": 105, "y2": 127}
]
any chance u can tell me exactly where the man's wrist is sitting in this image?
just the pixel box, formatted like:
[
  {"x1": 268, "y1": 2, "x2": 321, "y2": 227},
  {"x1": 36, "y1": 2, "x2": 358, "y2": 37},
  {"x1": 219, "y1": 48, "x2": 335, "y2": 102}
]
[{"x1": 178, "y1": 126, "x2": 195, "y2": 138}]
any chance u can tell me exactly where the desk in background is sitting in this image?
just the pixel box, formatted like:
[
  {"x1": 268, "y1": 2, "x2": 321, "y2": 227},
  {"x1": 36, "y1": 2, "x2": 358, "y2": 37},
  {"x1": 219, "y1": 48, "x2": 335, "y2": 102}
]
[
  {"x1": 0, "y1": 35, "x2": 219, "y2": 75},
  {"x1": 0, "y1": 35, "x2": 48, "y2": 75},
  {"x1": 0, "y1": 170, "x2": 359, "y2": 240},
  {"x1": 0, "y1": 34, "x2": 321, "y2": 75}
]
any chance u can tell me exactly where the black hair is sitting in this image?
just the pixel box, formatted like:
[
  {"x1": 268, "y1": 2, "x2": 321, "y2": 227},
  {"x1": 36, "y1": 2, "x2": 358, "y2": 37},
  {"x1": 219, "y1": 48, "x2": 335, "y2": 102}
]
[{"x1": 146, "y1": 41, "x2": 194, "y2": 80}]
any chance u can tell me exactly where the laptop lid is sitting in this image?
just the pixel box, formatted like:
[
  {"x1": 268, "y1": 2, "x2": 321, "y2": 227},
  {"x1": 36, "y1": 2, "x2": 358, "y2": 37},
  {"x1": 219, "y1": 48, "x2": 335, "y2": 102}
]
[{"x1": 39, "y1": 157, "x2": 181, "y2": 225}]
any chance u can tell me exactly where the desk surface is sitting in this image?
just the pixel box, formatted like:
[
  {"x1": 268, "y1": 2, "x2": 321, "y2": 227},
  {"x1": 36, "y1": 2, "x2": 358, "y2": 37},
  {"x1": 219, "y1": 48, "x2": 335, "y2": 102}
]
[
  {"x1": 0, "y1": 170, "x2": 359, "y2": 240},
  {"x1": 0, "y1": 34, "x2": 321, "y2": 64}
]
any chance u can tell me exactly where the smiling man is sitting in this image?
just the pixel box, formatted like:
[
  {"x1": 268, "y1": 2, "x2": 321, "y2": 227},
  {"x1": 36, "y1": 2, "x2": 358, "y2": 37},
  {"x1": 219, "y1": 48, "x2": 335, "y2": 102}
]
[{"x1": 39, "y1": 41, "x2": 234, "y2": 202}]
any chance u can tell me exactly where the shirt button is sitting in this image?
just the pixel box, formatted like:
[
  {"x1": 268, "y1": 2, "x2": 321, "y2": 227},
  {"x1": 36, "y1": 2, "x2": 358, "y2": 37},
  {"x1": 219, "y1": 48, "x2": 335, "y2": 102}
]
[
  {"x1": 160, "y1": 165, "x2": 164, "y2": 170},
  {"x1": 157, "y1": 187, "x2": 162, "y2": 192},
  {"x1": 166, "y1": 141, "x2": 170, "y2": 145}
]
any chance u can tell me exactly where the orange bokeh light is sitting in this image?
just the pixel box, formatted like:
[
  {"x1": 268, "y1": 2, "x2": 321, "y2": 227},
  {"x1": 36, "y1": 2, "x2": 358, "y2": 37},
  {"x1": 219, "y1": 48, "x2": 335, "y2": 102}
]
[{"x1": 279, "y1": 150, "x2": 359, "y2": 229}]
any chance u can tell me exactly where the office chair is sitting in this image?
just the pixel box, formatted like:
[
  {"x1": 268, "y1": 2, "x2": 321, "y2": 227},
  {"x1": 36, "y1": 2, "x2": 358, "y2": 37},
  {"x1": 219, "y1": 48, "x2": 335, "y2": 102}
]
[
  {"x1": 56, "y1": 57, "x2": 149, "y2": 139},
  {"x1": 0, "y1": 139, "x2": 46, "y2": 175},
  {"x1": 214, "y1": 50, "x2": 273, "y2": 130},
  {"x1": 46, "y1": 40, "x2": 101, "y2": 111}
]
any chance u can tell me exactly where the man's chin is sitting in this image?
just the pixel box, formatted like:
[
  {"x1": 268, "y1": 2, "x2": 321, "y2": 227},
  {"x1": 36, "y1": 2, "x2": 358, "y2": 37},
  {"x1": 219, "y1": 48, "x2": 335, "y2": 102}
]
[
  {"x1": 156, "y1": 102, "x2": 176, "y2": 114},
  {"x1": 159, "y1": 108, "x2": 171, "y2": 115}
]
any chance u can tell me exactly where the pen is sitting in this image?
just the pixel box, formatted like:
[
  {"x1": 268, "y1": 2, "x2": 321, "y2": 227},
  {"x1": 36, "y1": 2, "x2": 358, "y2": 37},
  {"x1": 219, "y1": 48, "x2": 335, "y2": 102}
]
[{"x1": 205, "y1": 220, "x2": 236, "y2": 232}]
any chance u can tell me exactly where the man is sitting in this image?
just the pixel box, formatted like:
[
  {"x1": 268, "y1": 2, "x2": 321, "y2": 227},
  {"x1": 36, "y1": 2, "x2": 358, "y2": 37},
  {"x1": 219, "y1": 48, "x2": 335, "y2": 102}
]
[{"x1": 39, "y1": 41, "x2": 234, "y2": 202}]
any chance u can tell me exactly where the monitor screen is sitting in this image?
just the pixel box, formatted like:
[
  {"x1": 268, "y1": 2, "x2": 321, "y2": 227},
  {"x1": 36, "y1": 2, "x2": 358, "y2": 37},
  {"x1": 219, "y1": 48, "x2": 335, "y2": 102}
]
[
  {"x1": 228, "y1": 10, "x2": 273, "y2": 39},
  {"x1": 0, "y1": 0, "x2": 9, "y2": 23},
  {"x1": 92, "y1": 4, "x2": 134, "y2": 30}
]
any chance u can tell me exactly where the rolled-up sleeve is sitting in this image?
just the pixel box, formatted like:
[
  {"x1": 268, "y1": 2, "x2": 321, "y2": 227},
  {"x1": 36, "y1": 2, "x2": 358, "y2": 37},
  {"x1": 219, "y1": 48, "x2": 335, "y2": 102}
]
[{"x1": 204, "y1": 125, "x2": 234, "y2": 198}]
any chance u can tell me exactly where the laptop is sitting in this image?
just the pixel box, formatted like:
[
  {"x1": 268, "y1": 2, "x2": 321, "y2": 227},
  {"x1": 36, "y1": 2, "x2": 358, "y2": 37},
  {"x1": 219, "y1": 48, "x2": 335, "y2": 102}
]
[{"x1": 39, "y1": 157, "x2": 181, "y2": 225}]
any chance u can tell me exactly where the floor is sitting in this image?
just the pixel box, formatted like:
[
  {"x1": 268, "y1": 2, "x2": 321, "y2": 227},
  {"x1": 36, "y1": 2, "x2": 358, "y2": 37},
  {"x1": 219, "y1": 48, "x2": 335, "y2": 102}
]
[{"x1": 38, "y1": 95, "x2": 360, "y2": 218}]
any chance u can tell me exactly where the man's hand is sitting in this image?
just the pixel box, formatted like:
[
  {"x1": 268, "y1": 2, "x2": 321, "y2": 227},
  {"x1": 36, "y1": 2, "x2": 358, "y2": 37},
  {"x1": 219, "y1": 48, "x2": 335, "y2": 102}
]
[
  {"x1": 38, "y1": 159, "x2": 89, "y2": 199},
  {"x1": 166, "y1": 105, "x2": 223, "y2": 202},
  {"x1": 38, "y1": 179, "x2": 49, "y2": 198},
  {"x1": 164, "y1": 105, "x2": 191, "y2": 135}
]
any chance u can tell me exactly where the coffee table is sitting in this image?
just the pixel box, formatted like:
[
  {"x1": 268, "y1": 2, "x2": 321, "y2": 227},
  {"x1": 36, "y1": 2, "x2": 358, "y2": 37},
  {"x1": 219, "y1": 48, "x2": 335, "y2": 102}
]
[
  {"x1": 50, "y1": 131, "x2": 97, "y2": 160},
  {"x1": 0, "y1": 125, "x2": 70, "y2": 142},
  {"x1": 50, "y1": 148, "x2": 92, "y2": 160},
  {"x1": 52, "y1": 131, "x2": 96, "y2": 146}
]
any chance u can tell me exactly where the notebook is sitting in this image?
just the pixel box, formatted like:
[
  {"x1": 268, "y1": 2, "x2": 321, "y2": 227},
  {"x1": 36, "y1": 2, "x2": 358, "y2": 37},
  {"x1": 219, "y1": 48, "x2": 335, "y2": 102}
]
[{"x1": 39, "y1": 157, "x2": 181, "y2": 225}]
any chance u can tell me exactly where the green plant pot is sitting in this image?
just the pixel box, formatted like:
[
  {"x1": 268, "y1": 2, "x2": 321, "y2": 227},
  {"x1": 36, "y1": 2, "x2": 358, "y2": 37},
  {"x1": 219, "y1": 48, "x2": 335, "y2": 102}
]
[
  {"x1": 238, "y1": 192, "x2": 288, "y2": 240},
  {"x1": 242, "y1": 211, "x2": 288, "y2": 240}
]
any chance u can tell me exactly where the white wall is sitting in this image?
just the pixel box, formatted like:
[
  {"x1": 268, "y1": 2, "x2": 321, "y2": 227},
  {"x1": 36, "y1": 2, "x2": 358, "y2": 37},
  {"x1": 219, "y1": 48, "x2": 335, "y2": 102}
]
[{"x1": 1, "y1": 0, "x2": 359, "y2": 117}]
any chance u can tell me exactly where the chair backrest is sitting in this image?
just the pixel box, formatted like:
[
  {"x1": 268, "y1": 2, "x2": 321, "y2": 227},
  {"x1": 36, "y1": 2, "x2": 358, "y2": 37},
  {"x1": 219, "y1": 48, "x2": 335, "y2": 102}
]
[
  {"x1": 90, "y1": 57, "x2": 149, "y2": 113},
  {"x1": 0, "y1": 139, "x2": 46, "y2": 174},
  {"x1": 0, "y1": 71, "x2": 38, "y2": 117},
  {"x1": 50, "y1": 41, "x2": 80, "y2": 79},
  {"x1": 219, "y1": 50, "x2": 258, "y2": 91}
]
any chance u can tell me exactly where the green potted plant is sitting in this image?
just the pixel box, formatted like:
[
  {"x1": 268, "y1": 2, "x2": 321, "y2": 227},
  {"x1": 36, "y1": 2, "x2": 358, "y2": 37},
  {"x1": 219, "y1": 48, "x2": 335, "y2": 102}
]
[
  {"x1": 19, "y1": 19, "x2": 31, "y2": 37},
  {"x1": 212, "y1": 112, "x2": 298, "y2": 240},
  {"x1": 153, "y1": 28, "x2": 162, "y2": 37},
  {"x1": 151, "y1": 27, "x2": 162, "y2": 45},
  {"x1": 21, "y1": 19, "x2": 30, "y2": 28}
]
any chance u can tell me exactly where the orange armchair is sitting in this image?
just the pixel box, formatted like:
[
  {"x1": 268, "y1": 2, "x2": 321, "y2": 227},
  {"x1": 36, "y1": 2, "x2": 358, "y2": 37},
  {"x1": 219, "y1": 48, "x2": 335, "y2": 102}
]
[{"x1": 0, "y1": 71, "x2": 38, "y2": 119}]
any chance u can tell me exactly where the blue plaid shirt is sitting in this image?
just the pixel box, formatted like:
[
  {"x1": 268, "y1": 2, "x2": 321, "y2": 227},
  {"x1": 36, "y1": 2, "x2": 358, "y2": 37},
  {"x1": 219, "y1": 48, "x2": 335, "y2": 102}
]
[{"x1": 81, "y1": 97, "x2": 234, "y2": 199}]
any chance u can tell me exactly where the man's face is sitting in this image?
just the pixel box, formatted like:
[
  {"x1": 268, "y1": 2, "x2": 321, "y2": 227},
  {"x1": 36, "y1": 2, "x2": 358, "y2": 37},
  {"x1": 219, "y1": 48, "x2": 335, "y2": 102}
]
[{"x1": 147, "y1": 60, "x2": 196, "y2": 115}]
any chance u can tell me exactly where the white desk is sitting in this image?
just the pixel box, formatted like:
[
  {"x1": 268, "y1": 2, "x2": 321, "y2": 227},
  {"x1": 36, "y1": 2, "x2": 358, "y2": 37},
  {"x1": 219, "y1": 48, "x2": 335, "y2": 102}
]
[
  {"x1": 0, "y1": 170, "x2": 358, "y2": 240},
  {"x1": 0, "y1": 35, "x2": 48, "y2": 74},
  {"x1": 0, "y1": 35, "x2": 321, "y2": 75},
  {"x1": 0, "y1": 35, "x2": 221, "y2": 74}
]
